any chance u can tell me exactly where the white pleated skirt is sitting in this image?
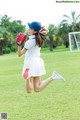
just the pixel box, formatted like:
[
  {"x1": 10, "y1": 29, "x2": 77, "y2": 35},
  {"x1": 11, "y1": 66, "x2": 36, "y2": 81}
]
[{"x1": 22, "y1": 57, "x2": 46, "y2": 79}]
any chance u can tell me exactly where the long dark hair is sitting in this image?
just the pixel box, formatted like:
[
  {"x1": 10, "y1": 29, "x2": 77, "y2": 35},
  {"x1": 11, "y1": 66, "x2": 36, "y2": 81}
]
[{"x1": 35, "y1": 32, "x2": 45, "y2": 47}]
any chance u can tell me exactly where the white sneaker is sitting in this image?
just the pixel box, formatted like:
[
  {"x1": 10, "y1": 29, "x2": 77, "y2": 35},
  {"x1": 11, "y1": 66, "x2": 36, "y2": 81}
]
[{"x1": 51, "y1": 71, "x2": 65, "y2": 81}]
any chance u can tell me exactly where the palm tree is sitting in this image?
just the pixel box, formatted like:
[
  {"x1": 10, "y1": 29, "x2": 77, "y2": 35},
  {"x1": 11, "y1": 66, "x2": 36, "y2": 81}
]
[
  {"x1": 60, "y1": 11, "x2": 80, "y2": 31},
  {"x1": 58, "y1": 23, "x2": 69, "y2": 48},
  {"x1": 60, "y1": 11, "x2": 80, "y2": 48}
]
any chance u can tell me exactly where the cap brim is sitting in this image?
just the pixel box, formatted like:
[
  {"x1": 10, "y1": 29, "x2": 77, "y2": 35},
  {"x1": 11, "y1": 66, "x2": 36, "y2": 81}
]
[{"x1": 28, "y1": 23, "x2": 33, "y2": 29}]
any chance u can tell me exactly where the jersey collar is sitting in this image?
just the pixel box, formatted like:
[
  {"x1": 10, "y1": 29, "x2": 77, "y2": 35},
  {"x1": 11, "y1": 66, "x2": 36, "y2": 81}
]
[{"x1": 29, "y1": 35, "x2": 35, "y2": 39}]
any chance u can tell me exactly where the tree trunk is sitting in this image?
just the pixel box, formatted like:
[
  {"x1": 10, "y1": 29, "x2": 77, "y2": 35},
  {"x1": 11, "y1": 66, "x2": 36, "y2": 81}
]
[
  {"x1": 0, "y1": 46, "x2": 3, "y2": 55},
  {"x1": 49, "y1": 42, "x2": 53, "y2": 51}
]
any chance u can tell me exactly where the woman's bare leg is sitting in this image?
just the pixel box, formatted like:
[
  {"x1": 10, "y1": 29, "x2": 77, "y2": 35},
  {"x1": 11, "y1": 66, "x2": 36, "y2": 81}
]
[
  {"x1": 33, "y1": 76, "x2": 52, "y2": 92},
  {"x1": 25, "y1": 77, "x2": 34, "y2": 93}
]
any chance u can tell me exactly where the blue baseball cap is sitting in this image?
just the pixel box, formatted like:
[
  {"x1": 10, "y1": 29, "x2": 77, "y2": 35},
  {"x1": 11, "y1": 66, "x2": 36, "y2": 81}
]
[{"x1": 28, "y1": 21, "x2": 42, "y2": 32}]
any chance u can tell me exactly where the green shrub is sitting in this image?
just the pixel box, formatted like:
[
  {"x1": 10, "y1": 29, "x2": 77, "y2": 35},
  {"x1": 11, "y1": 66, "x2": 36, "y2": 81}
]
[
  {"x1": 3, "y1": 48, "x2": 11, "y2": 54},
  {"x1": 11, "y1": 45, "x2": 17, "y2": 52}
]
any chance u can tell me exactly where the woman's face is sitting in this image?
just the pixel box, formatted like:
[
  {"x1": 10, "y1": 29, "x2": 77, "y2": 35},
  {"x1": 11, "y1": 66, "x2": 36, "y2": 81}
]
[{"x1": 28, "y1": 28, "x2": 36, "y2": 35}]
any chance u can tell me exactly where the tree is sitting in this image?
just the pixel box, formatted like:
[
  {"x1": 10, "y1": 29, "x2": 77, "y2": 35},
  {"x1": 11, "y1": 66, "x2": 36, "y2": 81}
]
[
  {"x1": 58, "y1": 23, "x2": 69, "y2": 48},
  {"x1": 0, "y1": 27, "x2": 8, "y2": 54},
  {"x1": 46, "y1": 24, "x2": 58, "y2": 51},
  {"x1": 61, "y1": 11, "x2": 80, "y2": 31},
  {"x1": 8, "y1": 20, "x2": 26, "y2": 34},
  {"x1": 60, "y1": 11, "x2": 80, "y2": 48},
  {"x1": 0, "y1": 15, "x2": 26, "y2": 54}
]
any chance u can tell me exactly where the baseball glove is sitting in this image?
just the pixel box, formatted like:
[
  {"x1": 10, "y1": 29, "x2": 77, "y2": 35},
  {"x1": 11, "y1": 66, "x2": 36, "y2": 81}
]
[{"x1": 16, "y1": 33, "x2": 28, "y2": 46}]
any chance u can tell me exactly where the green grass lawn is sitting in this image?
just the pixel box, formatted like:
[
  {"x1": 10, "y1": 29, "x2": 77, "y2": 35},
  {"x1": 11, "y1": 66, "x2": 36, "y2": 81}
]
[{"x1": 0, "y1": 48, "x2": 80, "y2": 120}]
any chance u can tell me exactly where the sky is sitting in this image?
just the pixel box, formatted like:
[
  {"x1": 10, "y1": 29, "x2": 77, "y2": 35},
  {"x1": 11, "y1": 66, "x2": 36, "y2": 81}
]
[{"x1": 0, "y1": 0, "x2": 80, "y2": 27}]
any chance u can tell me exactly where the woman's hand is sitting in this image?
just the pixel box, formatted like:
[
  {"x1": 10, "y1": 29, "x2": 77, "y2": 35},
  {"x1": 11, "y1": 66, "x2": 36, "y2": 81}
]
[{"x1": 39, "y1": 27, "x2": 49, "y2": 36}]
